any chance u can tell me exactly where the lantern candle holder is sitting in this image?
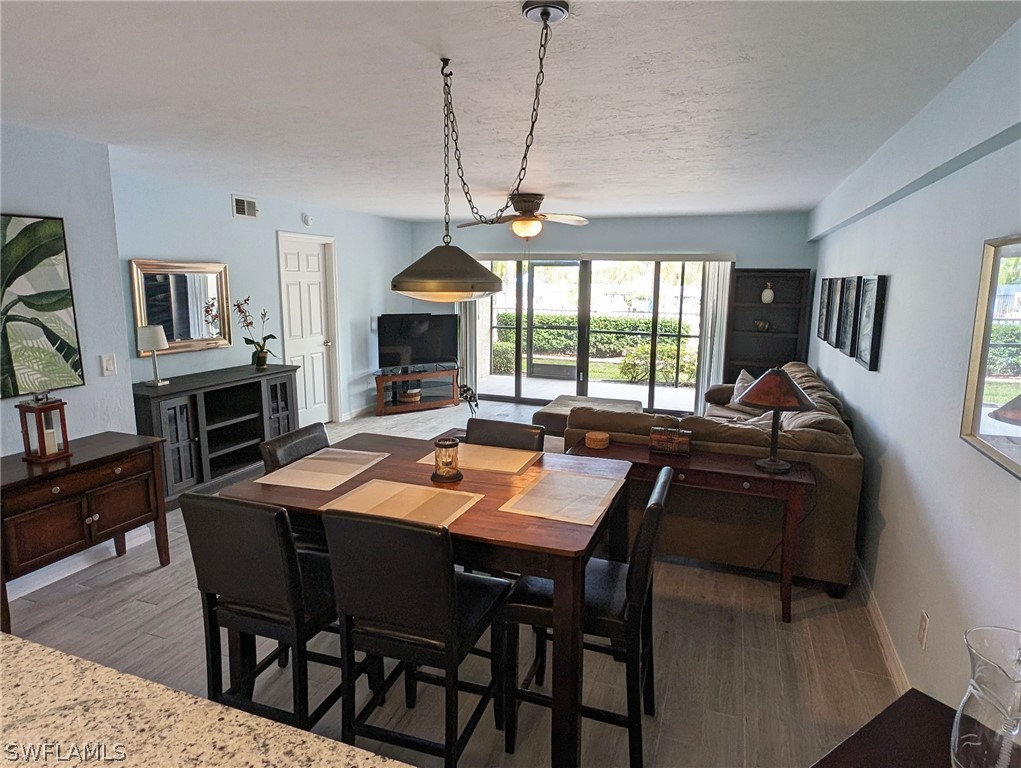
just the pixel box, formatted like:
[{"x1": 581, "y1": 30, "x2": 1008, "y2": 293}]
[
  {"x1": 17, "y1": 393, "x2": 72, "y2": 464},
  {"x1": 431, "y1": 437, "x2": 463, "y2": 483}
]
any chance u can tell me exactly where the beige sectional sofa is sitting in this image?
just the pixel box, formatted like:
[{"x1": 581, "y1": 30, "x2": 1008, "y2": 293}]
[{"x1": 563, "y1": 362, "x2": 863, "y2": 590}]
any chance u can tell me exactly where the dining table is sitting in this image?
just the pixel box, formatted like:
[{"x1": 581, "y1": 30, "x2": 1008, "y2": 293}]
[{"x1": 218, "y1": 432, "x2": 632, "y2": 768}]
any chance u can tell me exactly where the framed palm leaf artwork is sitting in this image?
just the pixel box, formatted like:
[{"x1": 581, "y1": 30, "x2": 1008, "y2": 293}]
[{"x1": 1, "y1": 214, "x2": 84, "y2": 398}]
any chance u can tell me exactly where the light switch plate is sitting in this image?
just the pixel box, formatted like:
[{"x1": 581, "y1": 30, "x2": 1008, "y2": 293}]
[{"x1": 100, "y1": 353, "x2": 117, "y2": 376}]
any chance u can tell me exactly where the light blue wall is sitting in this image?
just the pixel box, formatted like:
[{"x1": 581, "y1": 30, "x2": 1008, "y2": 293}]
[
  {"x1": 808, "y1": 22, "x2": 1021, "y2": 706},
  {"x1": 411, "y1": 212, "x2": 816, "y2": 268},
  {"x1": 1, "y1": 124, "x2": 135, "y2": 455},
  {"x1": 111, "y1": 169, "x2": 415, "y2": 417}
]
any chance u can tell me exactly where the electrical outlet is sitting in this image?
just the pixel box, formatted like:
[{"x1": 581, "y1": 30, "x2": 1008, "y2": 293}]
[
  {"x1": 918, "y1": 611, "x2": 930, "y2": 649},
  {"x1": 100, "y1": 353, "x2": 117, "y2": 376}
]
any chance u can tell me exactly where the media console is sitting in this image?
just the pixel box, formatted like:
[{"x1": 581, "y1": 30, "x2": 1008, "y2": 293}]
[{"x1": 374, "y1": 363, "x2": 459, "y2": 416}]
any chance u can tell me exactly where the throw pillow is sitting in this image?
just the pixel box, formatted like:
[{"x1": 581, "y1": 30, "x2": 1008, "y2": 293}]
[{"x1": 729, "y1": 369, "x2": 766, "y2": 416}]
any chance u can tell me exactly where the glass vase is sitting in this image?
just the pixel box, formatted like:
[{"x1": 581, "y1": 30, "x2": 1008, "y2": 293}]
[{"x1": 951, "y1": 626, "x2": 1021, "y2": 768}]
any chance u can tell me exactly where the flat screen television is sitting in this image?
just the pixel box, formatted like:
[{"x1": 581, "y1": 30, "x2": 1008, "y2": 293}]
[{"x1": 377, "y1": 313, "x2": 459, "y2": 368}]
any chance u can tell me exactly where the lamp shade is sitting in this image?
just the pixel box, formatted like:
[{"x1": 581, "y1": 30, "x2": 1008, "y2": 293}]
[
  {"x1": 391, "y1": 244, "x2": 503, "y2": 302},
  {"x1": 734, "y1": 367, "x2": 815, "y2": 412},
  {"x1": 988, "y1": 394, "x2": 1021, "y2": 426},
  {"x1": 137, "y1": 324, "x2": 169, "y2": 352},
  {"x1": 510, "y1": 217, "x2": 543, "y2": 240}
]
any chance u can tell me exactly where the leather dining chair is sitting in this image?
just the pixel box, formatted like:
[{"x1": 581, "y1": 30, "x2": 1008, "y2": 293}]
[
  {"x1": 499, "y1": 466, "x2": 674, "y2": 768},
  {"x1": 322, "y1": 510, "x2": 512, "y2": 768},
  {"x1": 259, "y1": 423, "x2": 331, "y2": 556},
  {"x1": 463, "y1": 417, "x2": 546, "y2": 452},
  {"x1": 179, "y1": 493, "x2": 377, "y2": 730}
]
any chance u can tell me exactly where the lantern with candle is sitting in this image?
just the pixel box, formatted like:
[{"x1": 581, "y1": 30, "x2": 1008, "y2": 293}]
[
  {"x1": 16, "y1": 392, "x2": 72, "y2": 463},
  {"x1": 431, "y1": 437, "x2": 463, "y2": 483}
]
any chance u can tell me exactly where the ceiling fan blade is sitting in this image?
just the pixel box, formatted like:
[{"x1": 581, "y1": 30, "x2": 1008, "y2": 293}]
[
  {"x1": 456, "y1": 215, "x2": 518, "y2": 228},
  {"x1": 539, "y1": 213, "x2": 589, "y2": 226}
]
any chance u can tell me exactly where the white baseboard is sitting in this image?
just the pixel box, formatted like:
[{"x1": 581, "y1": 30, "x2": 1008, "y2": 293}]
[
  {"x1": 341, "y1": 403, "x2": 376, "y2": 421},
  {"x1": 7, "y1": 526, "x2": 154, "y2": 601},
  {"x1": 855, "y1": 556, "x2": 910, "y2": 694}
]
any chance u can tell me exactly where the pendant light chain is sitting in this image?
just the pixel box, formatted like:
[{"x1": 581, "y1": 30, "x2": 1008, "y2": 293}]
[
  {"x1": 442, "y1": 59, "x2": 453, "y2": 245},
  {"x1": 443, "y1": 13, "x2": 553, "y2": 225}
]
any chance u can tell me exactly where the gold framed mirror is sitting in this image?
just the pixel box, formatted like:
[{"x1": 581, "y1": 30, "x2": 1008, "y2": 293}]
[
  {"x1": 961, "y1": 234, "x2": 1021, "y2": 479},
  {"x1": 130, "y1": 260, "x2": 232, "y2": 355}
]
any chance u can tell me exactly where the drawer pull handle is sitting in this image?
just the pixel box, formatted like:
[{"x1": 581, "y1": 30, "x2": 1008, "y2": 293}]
[
  {"x1": 742, "y1": 481, "x2": 751, "y2": 490},
  {"x1": 93, "y1": 513, "x2": 100, "y2": 521},
  {"x1": 84, "y1": 516, "x2": 94, "y2": 524},
  {"x1": 114, "y1": 467, "x2": 122, "y2": 475},
  {"x1": 51, "y1": 486, "x2": 60, "y2": 495},
  {"x1": 677, "y1": 473, "x2": 685, "y2": 481}
]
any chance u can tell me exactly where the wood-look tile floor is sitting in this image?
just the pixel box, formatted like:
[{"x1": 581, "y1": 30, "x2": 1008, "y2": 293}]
[{"x1": 9, "y1": 402, "x2": 899, "y2": 767}]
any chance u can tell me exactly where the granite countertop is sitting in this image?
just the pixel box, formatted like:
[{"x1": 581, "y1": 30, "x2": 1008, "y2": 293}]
[{"x1": 0, "y1": 634, "x2": 407, "y2": 767}]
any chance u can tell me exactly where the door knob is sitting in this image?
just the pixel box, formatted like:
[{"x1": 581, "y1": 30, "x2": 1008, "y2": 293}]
[
  {"x1": 84, "y1": 516, "x2": 94, "y2": 524},
  {"x1": 324, "y1": 340, "x2": 333, "y2": 347}
]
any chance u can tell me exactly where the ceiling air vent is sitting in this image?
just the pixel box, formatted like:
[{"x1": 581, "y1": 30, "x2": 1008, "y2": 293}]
[{"x1": 232, "y1": 194, "x2": 258, "y2": 218}]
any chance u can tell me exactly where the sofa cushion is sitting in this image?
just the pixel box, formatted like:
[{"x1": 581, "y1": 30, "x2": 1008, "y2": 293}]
[
  {"x1": 678, "y1": 411, "x2": 857, "y2": 455},
  {"x1": 704, "y1": 383, "x2": 735, "y2": 406},
  {"x1": 728, "y1": 369, "x2": 767, "y2": 416},
  {"x1": 567, "y1": 406, "x2": 678, "y2": 437},
  {"x1": 532, "y1": 394, "x2": 643, "y2": 436}
]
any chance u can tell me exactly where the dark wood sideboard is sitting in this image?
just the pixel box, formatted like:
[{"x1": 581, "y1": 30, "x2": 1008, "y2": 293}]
[
  {"x1": 1, "y1": 432, "x2": 170, "y2": 634},
  {"x1": 133, "y1": 364, "x2": 299, "y2": 501}
]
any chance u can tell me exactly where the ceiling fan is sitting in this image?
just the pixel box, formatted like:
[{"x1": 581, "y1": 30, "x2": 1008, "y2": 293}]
[{"x1": 457, "y1": 192, "x2": 588, "y2": 240}]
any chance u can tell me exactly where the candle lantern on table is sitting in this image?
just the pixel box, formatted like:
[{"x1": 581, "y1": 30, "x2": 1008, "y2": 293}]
[
  {"x1": 16, "y1": 392, "x2": 72, "y2": 463},
  {"x1": 431, "y1": 437, "x2": 463, "y2": 483}
]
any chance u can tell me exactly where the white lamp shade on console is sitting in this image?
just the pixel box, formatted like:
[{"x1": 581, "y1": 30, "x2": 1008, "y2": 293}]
[
  {"x1": 137, "y1": 325, "x2": 170, "y2": 386},
  {"x1": 137, "y1": 325, "x2": 169, "y2": 353}
]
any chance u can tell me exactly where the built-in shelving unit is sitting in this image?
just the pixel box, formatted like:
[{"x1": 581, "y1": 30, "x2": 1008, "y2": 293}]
[
  {"x1": 722, "y1": 268, "x2": 811, "y2": 383},
  {"x1": 133, "y1": 364, "x2": 299, "y2": 500}
]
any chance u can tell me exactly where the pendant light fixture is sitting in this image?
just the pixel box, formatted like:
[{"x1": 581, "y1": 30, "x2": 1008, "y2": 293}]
[{"x1": 392, "y1": 1, "x2": 572, "y2": 301}]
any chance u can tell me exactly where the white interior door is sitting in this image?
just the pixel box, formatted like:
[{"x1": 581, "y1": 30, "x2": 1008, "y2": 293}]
[{"x1": 278, "y1": 234, "x2": 336, "y2": 426}]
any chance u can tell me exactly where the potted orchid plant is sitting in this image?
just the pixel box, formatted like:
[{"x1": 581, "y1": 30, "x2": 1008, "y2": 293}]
[{"x1": 232, "y1": 296, "x2": 277, "y2": 369}]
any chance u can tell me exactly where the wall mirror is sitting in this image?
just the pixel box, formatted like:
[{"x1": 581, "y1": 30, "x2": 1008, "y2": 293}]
[
  {"x1": 961, "y1": 234, "x2": 1021, "y2": 479},
  {"x1": 130, "y1": 260, "x2": 232, "y2": 355}
]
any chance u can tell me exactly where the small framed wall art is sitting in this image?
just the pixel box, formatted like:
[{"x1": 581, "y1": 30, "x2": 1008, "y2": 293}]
[
  {"x1": 855, "y1": 275, "x2": 888, "y2": 371},
  {"x1": 839, "y1": 276, "x2": 863, "y2": 357},
  {"x1": 817, "y1": 278, "x2": 830, "y2": 340},
  {"x1": 1, "y1": 215, "x2": 84, "y2": 399},
  {"x1": 826, "y1": 277, "x2": 843, "y2": 348}
]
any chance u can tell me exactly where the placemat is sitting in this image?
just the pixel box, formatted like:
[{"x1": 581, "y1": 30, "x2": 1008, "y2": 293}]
[
  {"x1": 498, "y1": 470, "x2": 624, "y2": 525},
  {"x1": 416, "y1": 442, "x2": 542, "y2": 475},
  {"x1": 254, "y1": 448, "x2": 389, "y2": 491},
  {"x1": 320, "y1": 479, "x2": 483, "y2": 527}
]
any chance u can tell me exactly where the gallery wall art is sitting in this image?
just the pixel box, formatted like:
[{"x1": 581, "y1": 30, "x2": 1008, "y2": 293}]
[
  {"x1": 817, "y1": 273, "x2": 888, "y2": 370},
  {"x1": 1, "y1": 214, "x2": 84, "y2": 399}
]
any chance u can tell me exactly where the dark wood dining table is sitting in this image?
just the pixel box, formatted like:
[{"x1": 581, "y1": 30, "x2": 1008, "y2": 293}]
[{"x1": 219, "y1": 432, "x2": 632, "y2": 768}]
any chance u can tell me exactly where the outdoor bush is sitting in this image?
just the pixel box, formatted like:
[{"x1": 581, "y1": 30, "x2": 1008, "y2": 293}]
[
  {"x1": 491, "y1": 341, "x2": 515, "y2": 375},
  {"x1": 617, "y1": 342, "x2": 697, "y2": 385},
  {"x1": 495, "y1": 311, "x2": 690, "y2": 358},
  {"x1": 988, "y1": 323, "x2": 1021, "y2": 377}
]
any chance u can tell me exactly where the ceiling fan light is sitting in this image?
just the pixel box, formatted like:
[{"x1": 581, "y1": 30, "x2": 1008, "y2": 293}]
[
  {"x1": 510, "y1": 217, "x2": 544, "y2": 240},
  {"x1": 391, "y1": 244, "x2": 502, "y2": 303}
]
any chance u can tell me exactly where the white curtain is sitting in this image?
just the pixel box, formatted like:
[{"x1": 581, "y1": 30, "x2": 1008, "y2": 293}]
[
  {"x1": 695, "y1": 261, "x2": 733, "y2": 415},
  {"x1": 457, "y1": 301, "x2": 477, "y2": 392}
]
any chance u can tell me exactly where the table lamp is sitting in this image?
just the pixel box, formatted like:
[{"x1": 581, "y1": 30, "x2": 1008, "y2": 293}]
[
  {"x1": 734, "y1": 367, "x2": 815, "y2": 473},
  {"x1": 137, "y1": 324, "x2": 170, "y2": 387},
  {"x1": 988, "y1": 394, "x2": 1021, "y2": 426}
]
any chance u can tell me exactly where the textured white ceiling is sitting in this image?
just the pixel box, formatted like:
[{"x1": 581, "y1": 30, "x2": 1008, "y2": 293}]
[{"x1": 2, "y1": 2, "x2": 1018, "y2": 220}]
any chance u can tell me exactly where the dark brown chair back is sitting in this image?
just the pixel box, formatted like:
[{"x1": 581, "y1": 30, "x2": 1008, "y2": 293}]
[
  {"x1": 322, "y1": 511, "x2": 455, "y2": 646},
  {"x1": 464, "y1": 417, "x2": 545, "y2": 452},
  {"x1": 260, "y1": 423, "x2": 329, "y2": 472},
  {"x1": 625, "y1": 467, "x2": 673, "y2": 610},
  {"x1": 180, "y1": 493, "x2": 302, "y2": 616}
]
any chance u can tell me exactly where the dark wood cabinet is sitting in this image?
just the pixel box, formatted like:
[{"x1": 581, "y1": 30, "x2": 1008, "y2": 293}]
[
  {"x1": 134, "y1": 365, "x2": 300, "y2": 501},
  {"x1": 723, "y1": 268, "x2": 812, "y2": 383},
  {"x1": 1, "y1": 432, "x2": 169, "y2": 633}
]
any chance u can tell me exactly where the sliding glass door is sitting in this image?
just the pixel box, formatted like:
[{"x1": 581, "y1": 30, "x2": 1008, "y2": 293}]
[{"x1": 477, "y1": 257, "x2": 704, "y2": 413}]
